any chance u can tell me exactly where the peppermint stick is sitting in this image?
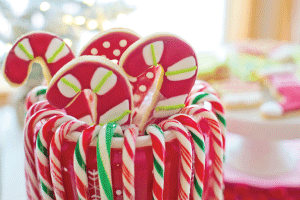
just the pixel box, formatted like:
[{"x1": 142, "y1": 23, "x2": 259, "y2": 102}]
[
  {"x1": 25, "y1": 85, "x2": 48, "y2": 110},
  {"x1": 159, "y1": 119, "x2": 193, "y2": 200},
  {"x1": 50, "y1": 120, "x2": 88, "y2": 200},
  {"x1": 191, "y1": 80, "x2": 218, "y2": 96},
  {"x1": 170, "y1": 114, "x2": 206, "y2": 200},
  {"x1": 145, "y1": 124, "x2": 166, "y2": 200},
  {"x1": 74, "y1": 125, "x2": 101, "y2": 200},
  {"x1": 122, "y1": 125, "x2": 139, "y2": 200},
  {"x1": 97, "y1": 122, "x2": 123, "y2": 200},
  {"x1": 181, "y1": 105, "x2": 223, "y2": 200},
  {"x1": 36, "y1": 114, "x2": 74, "y2": 200},
  {"x1": 24, "y1": 108, "x2": 64, "y2": 200},
  {"x1": 25, "y1": 100, "x2": 55, "y2": 122}
]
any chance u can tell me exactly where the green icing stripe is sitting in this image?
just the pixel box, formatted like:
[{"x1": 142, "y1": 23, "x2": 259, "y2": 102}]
[
  {"x1": 165, "y1": 66, "x2": 197, "y2": 76},
  {"x1": 18, "y1": 42, "x2": 34, "y2": 60},
  {"x1": 150, "y1": 44, "x2": 157, "y2": 66},
  {"x1": 37, "y1": 132, "x2": 48, "y2": 157},
  {"x1": 194, "y1": 178, "x2": 203, "y2": 197},
  {"x1": 93, "y1": 71, "x2": 113, "y2": 94},
  {"x1": 155, "y1": 104, "x2": 185, "y2": 111},
  {"x1": 191, "y1": 93, "x2": 209, "y2": 105},
  {"x1": 153, "y1": 157, "x2": 164, "y2": 178},
  {"x1": 191, "y1": 132, "x2": 205, "y2": 152},
  {"x1": 75, "y1": 142, "x2": 86, "y2": 171},
  {"x1": 99, "y1": 110, "x2": 131, "y2": 126},
  {"x1": 41, "y1": 180, "x2": 55, "y2": 199},
  {"x1": 36, "y1": 88, "x2": 47, "y2": 96},
  {"x1": 61, "y1": 77, "x2": 81, "y2": 93},
  {"x1": 216, "y1": 113, "x2": 226, "y2": 127},
  {"x1": 47, "y1": 42, "x2": 65, "y2": 63}
]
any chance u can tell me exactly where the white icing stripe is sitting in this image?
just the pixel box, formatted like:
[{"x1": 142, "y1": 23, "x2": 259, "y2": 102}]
[
  {"x1": 45, "y1": 38, "x2": 70, "y2": 63},
  {"x1": 14, "y1": 38, "x2": 34, "y2": 61},
  {"x1": 99, "y1": 99, "x2": 130, "y2": 125},
  {"x1": 143, "y1": 41, "x2": 164, "y2": 66},
  {"x1": 166, "y1": 56, "x2": 197, "y2": 81},
  {"x1": 90, "y1": 68, "x2": 117, "y2": 95},
  {"x1": 57, "y1": 74, "x2": 82, "y2": 98}
]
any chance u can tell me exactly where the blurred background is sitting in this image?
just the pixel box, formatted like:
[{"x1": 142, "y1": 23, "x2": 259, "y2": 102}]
[{"x1": 1, "y1": 0, "x2": 300, "y2": 199}]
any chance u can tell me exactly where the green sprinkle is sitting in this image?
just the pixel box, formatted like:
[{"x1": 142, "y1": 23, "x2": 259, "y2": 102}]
[
  {"x1": 18, "y1": 42, "x2": 34, "y2": 60},
  {"x1": 36, "y1": 88, "x2": 47, "y2": 96},
  {"x1": 150, "y1": 44, "x2": 157, "y2": 66},
  {"x1": 61, "y1": 77, "x2": 81, "y2": 93},
  {"x1": 93, "y1": 71, "x2": 113, "y2": 94},
  {"x1": 165, "y1": 66, "x2": 197, "y2": 76},
  {"x1": 47, "y1": 42, "x2": 65, "y2": 63},
  {"x1": 99, "y1": 110, "x2": 131, "y2": 126},
  {"x1": 191, "y1": 93, "x2": 209, "y2": 105},
  {"x1": 155, "y1": 104, "x2": 185, "y2": 111}
]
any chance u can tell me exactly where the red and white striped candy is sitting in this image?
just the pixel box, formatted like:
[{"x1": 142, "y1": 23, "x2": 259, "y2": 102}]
[
  {"x1": 26, "y1": 85, "x2": 48, "y2": 110},
  {"x1": 47, "y1": 56, "x2": 133, "y2": 126},
  {"x1": 36, "y1": 114, "x2": 75, "y2": 200},
  {"x1": 159, "y1": 119, "x2": 193, "y2": 200},
  {"x1": 49, "y1": 120, "x2": 88, "y2": 200},
  {"x1": 181, "y1": 105, "x2": 223, "y2": 199},
  {"x1": 191, "y1": 80, "x2": 218, "y2": 97},
  {"x1": 80, "y1": 28, "x2": 140, "y2": 64},
  {"x1": 122, "y1": 125, "x2": 139, "y2": 200},
  {"x1": 119, "y1": 33, "x2": 198, "y2": 130},
  {"x1": 24, "y1": 108, "x2": 64, "y2": 200},
  {"x1": 25, "y1": 100, "x2": 56, "y2": 122}
]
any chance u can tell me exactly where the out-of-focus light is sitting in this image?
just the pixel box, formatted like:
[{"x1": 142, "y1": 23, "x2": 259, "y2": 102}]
[
  {"x1": 62, "y1": 3, "x2": 81, "y2": 15},
  {"x1": 63, "y1": 38, "x2": 72, "y2": 47},
  {"x1": 5, "y1": 43, "x2": 12, "y2": 52},
  {"x1": 63, "y1": 15, "x2": 73, "y2": 24},
  {"x1": 40, "y1": 2, "x2": 51, "y2": 11},
  {"x1": 0, "y1": 41, "x2": 5, "y2": 56},
  {"x1": 74, "y1": 16, "x2": 85, "y2": 25},
  {"x1": 0, "y1": 13, "x2": 12, "y2": 38},
  {"x1": 31, "y1": 12, "x2": 45, "y2": 29},
  {"x1": 117, "y1": 13, "x2": 126, "y2": 21},
  {"x1": 87, "y1": 20, "x2": 98, "y2": 30},
  {"x1": 102, "y1": 20, "x2": 112, "y2": 30},
  {"x1": 83, "y1": 0, "x2": 95, "y2": 6}
]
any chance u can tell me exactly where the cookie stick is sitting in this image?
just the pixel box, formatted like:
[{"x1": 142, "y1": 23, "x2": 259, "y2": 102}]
[
  {"x1": 36, "y1": 114, "x2": 75, "y2": 200},
  {"x1": 119, "y1": 33, "x2": 198, "y2": 130},
  {"x1": 181, "y1": 105, "x2": 223, "y2": 200},
  {"x1": 170, "y1": 114, "x2": 206, "y2": 200},
  {"x1": 47, "y1": 56, "x2": 133, "y2": 126},
  {"x1": 49, "y1": 120, "x2": 89, "y2": 200},
  {"x1": 159, "y1": 119, "x2": 193, "y2": 200},
  {"x1": 24, "y1": 108, "x2": 64, "y2": 200}
]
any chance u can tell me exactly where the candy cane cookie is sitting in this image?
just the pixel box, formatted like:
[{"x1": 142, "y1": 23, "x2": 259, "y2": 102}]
[
  {"x1": 181, "y1": 105, "x2": 223, "y2": 199},
  {"x1": 49, "y1": 120, "x2": 89, "y2": 199},
  {"x1": 159, "y1": 119, "x2": 193, "y2": 200},
  {"x1": 79, "y1": 28, "x2": 140, "y2": 64},
  {"x1": 24, "y1": 108, "x2": 64, "y2": 200},
  {"x1": 47, "y1": 56, "x2": 133, "y2": 126},
  {"x1": 119, "y1": 33, "x2": 198, "y2": 130},
  {"x1": 3, "y1": 32, "x2": 74, "y2": 86},
  {"x1": 169, "y1": 114, "x2": 206, "y2": 200},
  {"x1": 36, "y1": 114, "x2": 75, "y2": 200}
]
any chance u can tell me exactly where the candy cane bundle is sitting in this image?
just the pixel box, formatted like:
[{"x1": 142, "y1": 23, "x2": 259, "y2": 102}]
[{"x1": 3, "y1": 28, "x2": 226, "y2": 200}]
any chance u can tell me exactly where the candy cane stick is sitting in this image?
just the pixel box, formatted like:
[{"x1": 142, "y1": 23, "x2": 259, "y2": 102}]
[
  {"x1": 74, "y1": 125, "x2": 101, "y2": 200},
  {"x1": 145, "y1": 124, "x2": 166, "y2": 200},
  {"x1": 49, "y1": 120, "x2": 88, "y2": 200},
  {"x1": 159, "y1": 119, "x2": 193, "y2": 200},
  {"x1": 170, "y1": 114, "x2": 206, "y2": 200},
  {"x1": 24, "y1": 108, "x2": 64, "y2": 200},
  {"x1": 26, "y1": 85, "x2": 48, "y2": 110},
  {"x1": 25, "y1": 100, "x2": 56, "y2": 122},
  {"x1": 181, "y1": 105, "x2": 223, "y2": 200},
  {"x1": 97, "y1": 122, "x2": 123, "y2": 200},
  {"x1": 186, "y1": 92, "x2": 226, "y2": 152},
  {"x1": 36, "y1": 114, "x2": 75, "y2": 200},
  {"x1": 191, "y1": 80, "x2": 218, "y2": 96},
  {"x1": 122, "y1": 125, "x2": 139, "y2": 200}
]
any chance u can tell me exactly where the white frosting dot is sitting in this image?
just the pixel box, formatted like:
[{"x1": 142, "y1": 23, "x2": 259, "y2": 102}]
[
  {"x1": 111, "y1": 59, "x2": 118, "y2": 64},
  {"x1": 103, "y1": 41, "x2": 110, "y2": 48},
  {"x1": 116, "y1": 190, "x2": 122, "y2": 195},
  {"x1": 129, "y1": 77, "x2": 137, "y2": 82},
  {"x1": 101, "y1": 55, "x2": 106, "y2": 58},
  {"x1": 119, "y1": 39, "x2": 127, "y2": 47},
  {"x1": 64, "y1": 167, "x2": 68, "y2": 172},
  {"x1": 91, "y1": 48, "x2": 98, "y2": 55},
  {"x1": 139, "y1": 85, "x2": 147, "y2": 92},
  {"x1": 113, "y1": 49, "x2": 121, "y2": 56},
  {"x1": 146, "y1": 72, "x2": 154, "y2": 79},
  {"x1": 133, "y1": 94, "x2": 141, "y2": 102}
]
